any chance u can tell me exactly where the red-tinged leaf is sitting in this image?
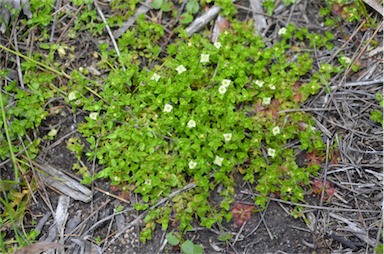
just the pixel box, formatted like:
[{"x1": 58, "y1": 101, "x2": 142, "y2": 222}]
[
  {"x1": 330, "y1": 149, "x2": 341, "y2": 165},
  {"x1": 231, "y1": 203, "x2": 254, "y2": 227},
  {"x1": 332, "y1": 3, "x2": 357, "y2": 20},
  {"x1": 254, "y1": 99, "x2": 281, "y2": 119},
  {"x1": 312, "y1": 179, "x2": 335, "y2": 202},
  {"x1": 304, "y1": 150, "x2": 324, "y2": 166}
]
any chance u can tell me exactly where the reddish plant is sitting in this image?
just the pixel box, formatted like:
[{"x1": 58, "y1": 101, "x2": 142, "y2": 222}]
[
  {"x1": 305, "y1": 150, "x2": 324, "y2": 166},
  {"x1": 254, "y1": 99, "x2": 281, "y2": 120},
  {"x1": 312, "y1": 179, "x2": 335, "y2": 201},
  {"x1": 293, "y1": 81, "x2": 303, "y2": 103},
  {"x1": 231, "y1": 203, "x2": 254, "y2": 227},
  {"x1": 329, "y1": 149, "x2": 341, "y2": 165}
]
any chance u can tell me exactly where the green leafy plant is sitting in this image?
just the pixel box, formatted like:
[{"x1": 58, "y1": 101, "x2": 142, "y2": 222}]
[
  {"x1": 151, "y1": 0, "x2": 174, "y2": 12},
  {"x1": 319, "y1": 0, "x2": 377, "y2": 28},
  {"x1": 166, "y1": 232, "x2": 204, "y2": 254},
  {"x1": 67, "y1": 15, "x2": 339, "y2": 242},
  {"x1": 0, "y1": 46, "x2": 57, "y2": 252},
  {"x1": 263, "y1": 0, "x2": 297, "y2": 16},
  {"x1": 370, "y1": 92, "x2": 384, "y2": 126},
  {"x1": 1, "y1": 0, "x2": 363, "y2": 250},
  {"x1": 180, "y1": 0, "x2": 200, "y2": 24}
]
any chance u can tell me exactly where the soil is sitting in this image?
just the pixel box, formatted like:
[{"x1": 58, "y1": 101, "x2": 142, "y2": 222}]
[{"x1": 1, "y1": 0, "x2": 382, "y2": 254}]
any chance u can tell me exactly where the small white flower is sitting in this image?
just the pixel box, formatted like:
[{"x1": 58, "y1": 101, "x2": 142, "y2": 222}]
[
  {"x1": 341, "y1": 56, "x2": 352, "y2": 64},
  {"x1": 218, "y1": 85, "x2": 227, "y2": 95},
  {"x1": 269, "y1": 85, "x2": 276, "y2": 90},
  {"x1": 262, "y1": 97, "x2": 271, "y2": 106},
  {"x1": 187, "y1": 42, "x2": 192, "y2": 47},
  {"x1": 187, "y1": 120, "x2": 196, "y2": 128},
  {"x1": 278, "y1": 27, "x2": 287, "y2": 35},
  {"x1": 214, "y1": 156, "x2": 224, "y2": 166},
  {"x1": 214, "y1": 42, "x2": 221, "y2": 49},
  {"x1": 189, "y1": 160, "x2": 197, "y2": 169},
  {"x1": 68, "y1": 91, "x2": 77, "y2": 101},
  {"x1": 254, "y1": 80, "x2": 264, "y2": 87},
  {"x1": 163, "y1": 104, "x2": 173, "y2": 113},
  {"x1": 272, "y1": 126, "x2": 280, "y2": 136},
  {"x1": 89, "y1": 112, "x2": 98, "y2": 120},
  {"x1": 176, "y1": 65, "x2": 187, "y2": 74},
  {"x1": 267, "y1": 148, "x2": 276, "y2": 157},
  {"x1": 151, "y1": 73, "x2": 161, "y2": 82},
  {"x1": 223, "y1": 133, "x2": 232, "y2": 142},
  {"x1": 222, "y1": 79, "x2": 231, "y2": 87},
  {"x1": 200, "y1": 54, "x2": 210, "y2": 63}
]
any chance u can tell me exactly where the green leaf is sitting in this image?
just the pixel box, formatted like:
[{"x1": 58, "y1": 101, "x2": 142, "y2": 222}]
[
  {"x1": 39, "y1": 43, "x2": 51, "y2": 49},
  {"x1": 186, "y1": 0, "x2": 199, "y2": 14},
  {"x1": 161, "y1": 1, "x2": 174, "y2": 12},
  {"x1": 151, "y1": 0, "x2": 164, "y2": 9},
  {"x1": 181, "y1": 240, "x2": 204, "y2": 254},
  {"x1": 179, "y1": 13, "x2": 194, "y2": 24},
  {"x1": 218, "y1": 233, "x2": 232, "y2": 242},
  {"x1": 166, "y1": 232, "x2": 180, "y2": 246}
]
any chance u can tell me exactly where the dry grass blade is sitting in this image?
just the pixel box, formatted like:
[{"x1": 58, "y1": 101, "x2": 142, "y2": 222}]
[
  {"x1": 362, "y1": 0, "x2": 383, "y2": 16},
  {"x1": 0, "y1": 0, "x2": 32, "y2": 33},
  {"x1": 185, "y1": 6, "x2": 220, "y2": 36},
  {"x1": 249, "y1": 0, "x2": 267, "y2": 34},
  {"x1": 113, "y1": 0, "x2": 152, "y2": 39},
  {"x1": 32, "y1": 159, "x2": 92, "y2": 202},
  {"x1": 13, "y1": 242, "x2": 63, "y2": 254}
]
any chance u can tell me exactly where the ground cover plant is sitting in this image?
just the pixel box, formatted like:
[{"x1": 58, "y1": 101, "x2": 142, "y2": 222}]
[
  {"x1": 0, "y1": 0, "x2": 382, "y2": 253},
  {"x1": 68, "y1": 16, "x2": 338, "y2": 241}
]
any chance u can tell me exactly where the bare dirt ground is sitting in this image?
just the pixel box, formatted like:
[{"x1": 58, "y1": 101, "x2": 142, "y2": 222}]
[{"x1": 1, "y1": 0, "x2": 383, "y2": 253}]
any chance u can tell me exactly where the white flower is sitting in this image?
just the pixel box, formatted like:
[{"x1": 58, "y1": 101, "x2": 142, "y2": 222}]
[
  {"x1": 151, "y1": 73, "x2": 161, "y2": 82},
  {"x1": 269, "y1": 85, "x2": 276, "y2": 90},
  {"x1": 176, "y1": 65, "x2": 187, "y2": 74},
  {"x1": 214, "y1": 156, "x2": 224, "y2": 166},
  {"x1": 218, "y1": 85, "x2": 227, "y2": 95},
  {"x1": 89, "y1": 112, "x2": 98, "y2": 120},
  {"x1": 163, "y1": 104, "x2": 173, "y2": 113},
  {"x1": 214, "y1": 42, "x2": 221, "y2": 49},
  {"x1": 278, "y1": 27, "x2": 287, "y2": 35},
  {"x1": 200, "y1": 54, "x2": 210, "y2": 63},
  {"x1": 262, "y1": 97, "x2": 271, "y2": 106},
  {"x1": 223, "y1": 133, "x2": 232, "y2": 142},
  {"x1": 68, "y1": 91, "x2": 77, "y2": 101},
  {"x1": 341, "y1": 56, "x2": 352, "y2": 64},
  {"x1": 187, "y1": 120, "x2": 196, "y2": 128},
  {"x1": 189, "y1": 160, "x2": 197, "y2": 169},
  {"x1": 222, "y1": 79, "x2": 231, "y2": 87},
  {"x1": 267, "y1": 148, "x2": 276, "y2": 157},
  {"x1": 272, "y1": 126, "x2": 280, "y2": 135},
  {"x1": 254, "y1": 80, "x2": 264, "y2": 87}
]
